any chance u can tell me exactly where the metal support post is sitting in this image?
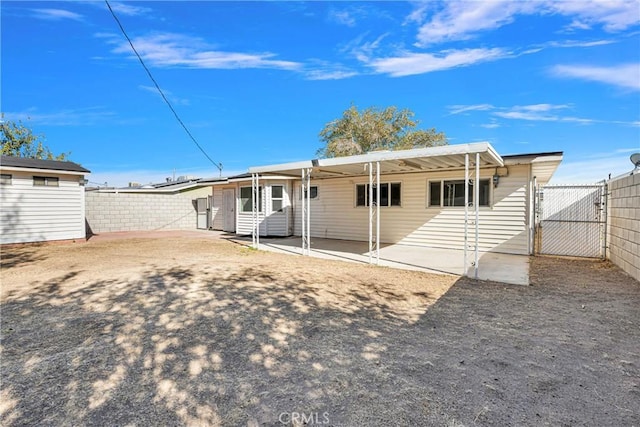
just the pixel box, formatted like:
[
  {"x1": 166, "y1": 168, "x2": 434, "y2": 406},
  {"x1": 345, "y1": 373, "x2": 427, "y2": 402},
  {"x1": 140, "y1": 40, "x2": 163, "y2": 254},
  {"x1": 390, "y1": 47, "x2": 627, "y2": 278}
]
[
  {"x1": 464, "y1": 154, "x2": 469, "y2": 276},
  {"x1": 251, "y1": 173, "x2": 259, "y2": 249},
  {"x1": 475, "y1": 152, "x2": 480, "y2": 279}
]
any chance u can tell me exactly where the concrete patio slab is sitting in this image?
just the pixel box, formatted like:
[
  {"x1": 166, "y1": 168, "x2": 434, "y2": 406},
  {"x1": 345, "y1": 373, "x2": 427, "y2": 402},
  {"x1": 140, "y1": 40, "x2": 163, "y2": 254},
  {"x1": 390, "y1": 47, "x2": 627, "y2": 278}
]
[{"x1": 230, "y1": 236, "x2": 530, "y2": 285}]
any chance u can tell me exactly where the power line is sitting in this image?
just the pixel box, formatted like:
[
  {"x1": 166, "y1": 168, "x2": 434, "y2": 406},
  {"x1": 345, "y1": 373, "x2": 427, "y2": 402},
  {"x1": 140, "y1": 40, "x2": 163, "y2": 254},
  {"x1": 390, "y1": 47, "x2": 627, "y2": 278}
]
[{"x1": 104, "y1": 0, "x2": 223, "y2": 174}]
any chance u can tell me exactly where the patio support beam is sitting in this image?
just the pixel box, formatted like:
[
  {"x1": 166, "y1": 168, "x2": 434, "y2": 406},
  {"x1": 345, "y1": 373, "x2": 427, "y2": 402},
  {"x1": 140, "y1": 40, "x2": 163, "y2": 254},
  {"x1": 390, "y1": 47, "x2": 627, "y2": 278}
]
[
  {"x1": 301, "y1": 168, "x2": 308, "y2": 255},
  {"x1": 301, "y1": 167, "x2": 312, "y2": 255},
  {"x1": 376, "y1": 161, "x2": 380, "y2": 264},
  {"x1": 251, "y1": 173, "x2": 260, "y2": 249},
  {"x1": 475, "y1": 152, "x2": 480, "y2": 280},
  {"x1": 464, "y1": 154, "x2": 469, "y2": 277},
  {"x1": 307, "y1": 167, "x2": 311, "y2": 255},
  {"x1": 368, "y1": 161, "x2": 380, "y2": 265}
]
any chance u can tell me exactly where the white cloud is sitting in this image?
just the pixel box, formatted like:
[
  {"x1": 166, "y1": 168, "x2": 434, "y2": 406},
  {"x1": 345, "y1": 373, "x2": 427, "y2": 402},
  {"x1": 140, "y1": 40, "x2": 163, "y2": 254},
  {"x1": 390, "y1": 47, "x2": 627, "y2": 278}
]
[
  {"x1": 414, "y1": 1, "x2": 535, "y2": 46},
  {"x1": 107, "y1": 2, "x2": 152, "y2": 16},
  {"x1": 448, "y1": 104, "x2": 495, "y2": 115},
  {"x1": 480, "y1": 122, "x2": 501, "y2": 129},
  {"x1": 411, "y1": 0, "x2": 640, "y2": 46},
  {"x1": 329, "y1": 9, "x2": 357, "y2": 27},
  {"x1": 368, "y1": 48, "x2": 508, "y2": 77},
  {"x1": 515, "y1": 104, "x2": 571, "y2": 112},
  {"x1": 448, "y1": 103, "x2": 638, "y2": 126},
  {"x1": 4, "y1": 108, "x2": 116, "y2": 126},
  {"x1": 493, "y1": 104, "x2": 594, "y2": 123},
  {"x1": 32, "y1": 8, "x2": 83, "y2": 21},
  {"x1": 550, "y1": 0, "x2": 640, "y2": 32},
  {"x1": 305, "y1": 69, "x2": 359, "y2": 81},
  {"x1": 138, "y1": 85, "x2": 190, "y2": 106},
  {"x1": 108, "y1": 33, "x2": 302, "y2": 71},
  {"x1": 551, "y1": 63, "x2": 640, "y2": 90}
]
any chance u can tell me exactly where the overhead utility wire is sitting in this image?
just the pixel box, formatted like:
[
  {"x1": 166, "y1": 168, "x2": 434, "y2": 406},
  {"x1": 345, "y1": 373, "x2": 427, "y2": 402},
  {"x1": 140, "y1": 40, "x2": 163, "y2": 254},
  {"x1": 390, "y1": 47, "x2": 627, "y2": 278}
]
[{"x1": 104, "y1": 0, "x2": 223, "y2": 175}]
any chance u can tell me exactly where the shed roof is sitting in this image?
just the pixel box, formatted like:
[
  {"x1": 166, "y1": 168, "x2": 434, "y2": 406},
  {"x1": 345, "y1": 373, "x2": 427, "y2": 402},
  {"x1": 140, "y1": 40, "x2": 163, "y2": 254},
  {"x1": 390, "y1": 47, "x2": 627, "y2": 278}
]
[
  {"x1": 249, "y1": 142, "x2": 504, "y2": 179},
  {"x1": 0, "y1": 155, "x2": 90, "y2": 173}
]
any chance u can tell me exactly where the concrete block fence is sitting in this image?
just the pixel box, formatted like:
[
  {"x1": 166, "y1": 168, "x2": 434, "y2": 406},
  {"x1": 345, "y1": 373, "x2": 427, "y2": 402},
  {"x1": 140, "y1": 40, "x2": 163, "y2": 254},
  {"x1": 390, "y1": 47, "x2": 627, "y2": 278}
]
[
  {"x1": 607, "y1": 173, "x2": 640, "y2": 282},
  {"x1": 85, "y1": 187, "x2": 211, "y2": 234}
]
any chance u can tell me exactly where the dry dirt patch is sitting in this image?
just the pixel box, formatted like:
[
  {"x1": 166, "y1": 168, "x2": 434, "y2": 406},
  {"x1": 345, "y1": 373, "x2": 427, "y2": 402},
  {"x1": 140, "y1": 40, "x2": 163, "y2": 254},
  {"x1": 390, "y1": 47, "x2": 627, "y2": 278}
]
[
  {"x1": 1, "y1": 236, "x2": 455, "y2": 426},
  {"x1": 1, "y1": 236, "x2": 639, "y2": 426}
]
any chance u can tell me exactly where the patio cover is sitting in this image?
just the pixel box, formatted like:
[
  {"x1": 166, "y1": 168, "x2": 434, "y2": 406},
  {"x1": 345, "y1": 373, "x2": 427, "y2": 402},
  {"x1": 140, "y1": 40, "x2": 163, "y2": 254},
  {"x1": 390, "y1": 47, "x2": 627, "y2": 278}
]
[
  {"x1": 247, "y1": 142, "x2": 506, "y2": 279},
  {"x1": 248, "y1": 142, "x2": 504, "y2": 178}
]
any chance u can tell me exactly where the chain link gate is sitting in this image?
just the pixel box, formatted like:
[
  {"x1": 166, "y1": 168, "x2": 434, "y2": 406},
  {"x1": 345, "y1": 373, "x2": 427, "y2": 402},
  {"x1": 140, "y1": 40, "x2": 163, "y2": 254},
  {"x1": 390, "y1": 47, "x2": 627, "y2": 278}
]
[{"x1": 535, "y1": 183, "x2": 607, "y2": 258}]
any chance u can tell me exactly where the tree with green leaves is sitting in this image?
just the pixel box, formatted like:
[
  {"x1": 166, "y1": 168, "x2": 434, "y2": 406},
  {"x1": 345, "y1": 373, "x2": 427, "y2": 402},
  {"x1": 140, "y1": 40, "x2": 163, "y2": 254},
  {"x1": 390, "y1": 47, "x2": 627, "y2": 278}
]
[
  {"x1": 317, "y1": 105, "x2": 447, "y2": 158},
  {"x1": 0, "y1": 115, "x2": 68, "y2": 160}
]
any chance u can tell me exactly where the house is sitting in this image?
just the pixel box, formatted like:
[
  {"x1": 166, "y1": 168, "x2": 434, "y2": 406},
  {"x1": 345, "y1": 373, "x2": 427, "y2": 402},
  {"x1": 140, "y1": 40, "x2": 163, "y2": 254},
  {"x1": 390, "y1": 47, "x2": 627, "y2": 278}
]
[
  {"x1": 85, "y1": 177, "x2": 224, "y2": 234},
  {"x1": 210, "y1": 142, "x2": 562, "y2": 265},
  {"x1": 0, "y1": 155, "x2": 90, "y2": 244}
]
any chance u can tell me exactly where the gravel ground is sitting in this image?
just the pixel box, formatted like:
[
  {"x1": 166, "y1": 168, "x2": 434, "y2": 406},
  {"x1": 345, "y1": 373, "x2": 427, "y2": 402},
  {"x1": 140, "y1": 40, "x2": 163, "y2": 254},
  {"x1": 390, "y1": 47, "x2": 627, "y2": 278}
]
[{"x1": 1, "y1": 233, "x2": 639, "y2": 426}]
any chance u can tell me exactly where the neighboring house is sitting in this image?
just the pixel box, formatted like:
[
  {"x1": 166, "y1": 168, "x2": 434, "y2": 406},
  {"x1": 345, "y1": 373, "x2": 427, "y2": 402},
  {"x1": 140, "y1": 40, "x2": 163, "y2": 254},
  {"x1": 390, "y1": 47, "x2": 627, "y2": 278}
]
[
  {"x1": 211, "y1": 142, "x2": 562, "y2": 256},
  {"x1": 0, "y1": 155, "x2": 90, "y2": 244},
  {"x1": 85, "y1": 177, "x2": 223, "y2": 234}
]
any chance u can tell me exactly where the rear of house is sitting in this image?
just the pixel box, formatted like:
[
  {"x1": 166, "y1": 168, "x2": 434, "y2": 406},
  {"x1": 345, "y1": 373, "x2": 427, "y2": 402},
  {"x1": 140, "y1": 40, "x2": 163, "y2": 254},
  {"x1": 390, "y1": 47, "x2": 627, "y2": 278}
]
[
  {"x1": 212, "y1": 142, "x2": 562, "y2": 256},
  {"x1": 211, "y1": 174, "x2": 295, "y2": 236},
  {"x1": 0, "y1": 155, "x2": 90, "y2": 244}
]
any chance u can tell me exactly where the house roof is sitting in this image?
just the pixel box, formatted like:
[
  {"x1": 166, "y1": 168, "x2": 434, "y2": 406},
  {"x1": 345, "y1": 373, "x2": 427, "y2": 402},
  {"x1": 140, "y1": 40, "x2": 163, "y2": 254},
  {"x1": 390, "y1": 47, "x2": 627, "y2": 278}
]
[
  {"x1": 248, "y1": 142, "x2": 504, "y2": 179},
  {"x1": 1, "y1": 155, "x2": 90, "y2": 174},
  {"x1": 503, "y1": 151, "x2": 564, "y2": 186}
]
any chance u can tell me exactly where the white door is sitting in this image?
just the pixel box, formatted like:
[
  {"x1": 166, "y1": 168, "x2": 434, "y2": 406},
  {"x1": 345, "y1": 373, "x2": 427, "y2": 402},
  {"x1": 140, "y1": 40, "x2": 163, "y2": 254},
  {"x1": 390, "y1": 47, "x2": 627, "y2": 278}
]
[
  {"x1": 196, "y1": 198, "x2": 208, "y2": 229},
  {"x1": 223, "y1": 189, "x2": 235, "y2": 232}
]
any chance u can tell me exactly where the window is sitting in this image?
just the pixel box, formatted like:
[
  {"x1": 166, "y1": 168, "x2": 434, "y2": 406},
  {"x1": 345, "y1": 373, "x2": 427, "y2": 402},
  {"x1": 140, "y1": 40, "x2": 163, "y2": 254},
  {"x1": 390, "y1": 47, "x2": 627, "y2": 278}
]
[
  {"x1": 0, "y1": 174, "x2": 11, "y2": 185},
  {"x1": 428, "y1": 179, "x2": 490, "y2": 207},
  {"x1": 240, "y1": 186, "x2": 262, "y2": 212},
  {"x1": 33, "y1": 176, "x2": 59, "y2": 187},
  {"x1": 271, "y1": 185, "x2": 284, "y2": 212},
  {"x1": 356, "y1": 182, "x2": 401, "y2": 207},
  {"x1": 301, "y1": 186, "x2": 318, "y2": 200}
]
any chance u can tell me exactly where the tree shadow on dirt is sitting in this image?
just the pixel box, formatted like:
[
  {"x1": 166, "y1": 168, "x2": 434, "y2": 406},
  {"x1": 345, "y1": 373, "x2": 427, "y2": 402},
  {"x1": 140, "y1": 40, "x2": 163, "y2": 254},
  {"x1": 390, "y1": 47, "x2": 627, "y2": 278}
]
[
  {"x1": 0, "y1": 244, "x2": 48, "y2": 270},
  {"x1": 1, "y1": 262, "x2": 450, "y2": 426}
]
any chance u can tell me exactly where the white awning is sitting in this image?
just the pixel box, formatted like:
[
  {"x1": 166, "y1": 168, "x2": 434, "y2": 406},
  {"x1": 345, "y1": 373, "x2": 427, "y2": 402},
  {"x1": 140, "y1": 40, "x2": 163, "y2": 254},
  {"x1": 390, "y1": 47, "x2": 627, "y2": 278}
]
[{"x1": 248, "y1": 142, "x2": 504, "y2": 178}]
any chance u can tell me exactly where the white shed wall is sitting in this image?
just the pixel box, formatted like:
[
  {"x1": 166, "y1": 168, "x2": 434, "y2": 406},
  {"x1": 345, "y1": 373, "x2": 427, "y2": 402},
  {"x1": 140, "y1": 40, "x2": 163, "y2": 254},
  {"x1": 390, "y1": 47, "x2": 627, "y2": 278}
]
[
  {"x1": 292, "y1": 165, "x2": 531, "y2": 255},
  {"x1": 1, "y1": 170, "x2": 86, "y2": 244}
]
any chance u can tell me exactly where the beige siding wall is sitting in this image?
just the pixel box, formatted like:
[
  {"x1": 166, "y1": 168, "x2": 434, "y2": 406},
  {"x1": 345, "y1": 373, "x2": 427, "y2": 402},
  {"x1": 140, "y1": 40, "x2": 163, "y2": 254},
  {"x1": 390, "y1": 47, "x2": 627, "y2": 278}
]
[
  {"x1": 607, "y1": 173, "x2": 640, "y2": 282},
  {"x1": 1, "y1": 170, "x2": 86, "y2": 244},
  {"x1": 293, "y1": 165, "x2": 531, "y2": 254},
  {"x1": 211, "y1": 185, "x2": 226, "y2": 230}
]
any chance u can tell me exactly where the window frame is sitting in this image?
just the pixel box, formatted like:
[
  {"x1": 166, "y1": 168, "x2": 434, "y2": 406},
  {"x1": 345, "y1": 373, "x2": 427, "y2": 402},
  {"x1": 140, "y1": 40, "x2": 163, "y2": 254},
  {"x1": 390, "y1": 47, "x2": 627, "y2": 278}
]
[
  {"x1": 0, "y1": 174, "x2": 12, "y2": 185},
  {"x1": 427, "y1": 179, "x2": 491, "y2": 208},
  {"x1": 355, "y1": 182, "x2": 402, "y2": 207},
  {"x1": 33, "y1": 176, "x2": 59, "y2": 187},
  {"x1": 271, "y1": 185, "x2": 284, "y2": 213},
  {"x1": 239, "y1": 185, "x2": 263, "y2": 213},
  {"x1": 300, "y1": 185, "x2": 318, "y2": 200}
]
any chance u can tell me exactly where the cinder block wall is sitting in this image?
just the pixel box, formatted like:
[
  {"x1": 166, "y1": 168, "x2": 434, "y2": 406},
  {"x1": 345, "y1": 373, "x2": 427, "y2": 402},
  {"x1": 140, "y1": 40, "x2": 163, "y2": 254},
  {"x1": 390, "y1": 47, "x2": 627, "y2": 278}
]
[
  {"x1": 85, "y1": 187, "x2": 211, "y2": 233},
  {"x1": 607, "y1": 173, "x2": 640, "y2": 282}
]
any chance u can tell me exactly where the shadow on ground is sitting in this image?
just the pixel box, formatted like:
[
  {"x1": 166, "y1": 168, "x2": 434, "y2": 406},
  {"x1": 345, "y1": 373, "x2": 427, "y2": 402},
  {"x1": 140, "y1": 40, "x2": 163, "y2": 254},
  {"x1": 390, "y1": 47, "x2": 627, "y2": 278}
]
[
  {"x1": 1, "y1": 252, "x2": 639, "y2": 426},
  {"x1": 1, "y1": 260, "x2": 448, "y2": 426}
]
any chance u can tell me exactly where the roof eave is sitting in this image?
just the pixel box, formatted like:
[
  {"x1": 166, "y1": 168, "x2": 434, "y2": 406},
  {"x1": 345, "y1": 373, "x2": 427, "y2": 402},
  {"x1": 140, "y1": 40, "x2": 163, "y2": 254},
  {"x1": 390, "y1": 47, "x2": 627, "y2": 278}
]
[{"x1": 0, "y1": 165, "x2": 88, "y2": 176}]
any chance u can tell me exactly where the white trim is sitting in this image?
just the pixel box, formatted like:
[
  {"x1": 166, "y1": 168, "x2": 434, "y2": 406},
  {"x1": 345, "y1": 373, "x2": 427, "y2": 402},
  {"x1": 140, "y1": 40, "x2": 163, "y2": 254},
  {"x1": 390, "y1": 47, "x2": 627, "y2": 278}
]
[{"x1": 0, "y1": 165, "x2": 87, "y2": 176}]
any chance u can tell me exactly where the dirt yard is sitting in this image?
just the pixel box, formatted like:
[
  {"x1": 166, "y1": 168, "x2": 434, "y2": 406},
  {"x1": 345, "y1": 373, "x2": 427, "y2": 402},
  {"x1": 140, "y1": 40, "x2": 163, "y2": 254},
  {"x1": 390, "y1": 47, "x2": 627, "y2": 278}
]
[{"x1": 1, "y1": 233, "x2": 639, "y2": 426}]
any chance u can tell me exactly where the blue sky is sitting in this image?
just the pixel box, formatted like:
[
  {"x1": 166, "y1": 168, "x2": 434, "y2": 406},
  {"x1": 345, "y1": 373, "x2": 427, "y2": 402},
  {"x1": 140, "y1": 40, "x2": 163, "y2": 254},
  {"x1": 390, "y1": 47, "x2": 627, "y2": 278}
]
[{"x1": 3, "y1": 1, "x2": 639, "y2": 186}]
